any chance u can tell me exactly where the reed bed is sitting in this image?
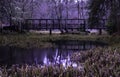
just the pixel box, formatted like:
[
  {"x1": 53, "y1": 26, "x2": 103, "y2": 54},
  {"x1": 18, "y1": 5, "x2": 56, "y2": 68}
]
[
  {"x1": 0, "y1": 64, "x2": 83, "y2": 77},
  {"x1": 71, "y1": 47, "x2": 120, "y2": 77}
]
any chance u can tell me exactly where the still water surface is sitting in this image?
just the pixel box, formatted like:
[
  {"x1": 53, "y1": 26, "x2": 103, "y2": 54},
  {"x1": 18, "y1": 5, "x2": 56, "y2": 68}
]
[{"x1": 0, "y1": 41, "x2": 107, "y2": 67}]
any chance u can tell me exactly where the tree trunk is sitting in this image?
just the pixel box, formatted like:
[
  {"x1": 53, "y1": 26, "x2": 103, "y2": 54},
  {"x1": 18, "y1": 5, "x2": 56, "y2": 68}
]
[{"x1": 117, "y1": 15, "x2": 120, "y2": 35}]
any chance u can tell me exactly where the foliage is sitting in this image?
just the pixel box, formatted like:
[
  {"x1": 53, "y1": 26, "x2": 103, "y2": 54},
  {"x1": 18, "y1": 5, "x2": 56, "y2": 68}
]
[
  {"x1": 0, "y1": 0, "x2": 39, "y2": 32},
  {"x1": 0, "y1": 0, "x2": 88, "y2": 20},
  {"x1": 106, "y1": 21, "x2": 117, "y2": 34},
  {"x1": 88, "y1": 0, "x2": 120, "y2": 34},
  {"x1": 88, "y1": 0, "x2": 105, "y2": 27}
]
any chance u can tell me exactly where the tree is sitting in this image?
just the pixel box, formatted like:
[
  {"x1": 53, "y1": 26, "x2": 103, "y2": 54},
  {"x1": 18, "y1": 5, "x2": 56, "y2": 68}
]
[
  {"x1": 12, "y1": 0, "x2": 36, "y2": 31},
  {"x1": 0, "y1": 0, "x2": 12, "y2": 26},
  {"x1": 88, "y1": 0, "x2": 120, "y2": 34},
  {"x1": 0, "y1": 0, "x2": 38, "y2": 32}
]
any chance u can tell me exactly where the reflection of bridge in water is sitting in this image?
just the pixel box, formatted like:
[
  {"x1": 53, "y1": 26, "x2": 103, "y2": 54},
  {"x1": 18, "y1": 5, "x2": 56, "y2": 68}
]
[
  {"x1": 54, "y1": 40, "x2": 107, "y2": 50},
  {"x1": 24, "y1": 19, "x2": 107, "y2": 34}
]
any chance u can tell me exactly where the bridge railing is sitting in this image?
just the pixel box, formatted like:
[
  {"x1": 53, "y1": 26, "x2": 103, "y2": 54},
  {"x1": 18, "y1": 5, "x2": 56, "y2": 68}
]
[
  {"x1": 24, "y1": 19, "x2": 107, "y2": 34},
  {"x1": 25, "y1": 19, "x2": 86, "y2": 30}
]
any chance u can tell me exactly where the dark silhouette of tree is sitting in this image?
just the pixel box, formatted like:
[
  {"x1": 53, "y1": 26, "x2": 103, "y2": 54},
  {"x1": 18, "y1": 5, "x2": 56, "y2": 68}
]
[{"x1": 88, "y1": 0, "x2": 120, "y2": 35}]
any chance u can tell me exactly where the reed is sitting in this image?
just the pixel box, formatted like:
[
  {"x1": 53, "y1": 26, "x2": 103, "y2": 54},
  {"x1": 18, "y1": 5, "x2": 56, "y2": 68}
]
[
  {"x1": 0, "y1": 64, "x2": 83, "y2": 77},
  {"x1": 71, "y1": 47, "x2": 120, "y2": 77}
]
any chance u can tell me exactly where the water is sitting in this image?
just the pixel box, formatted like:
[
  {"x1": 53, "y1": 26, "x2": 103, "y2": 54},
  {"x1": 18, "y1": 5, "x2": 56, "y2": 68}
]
[{"x1": 0, "y1": 41, "x2": 107, "y2": 67}]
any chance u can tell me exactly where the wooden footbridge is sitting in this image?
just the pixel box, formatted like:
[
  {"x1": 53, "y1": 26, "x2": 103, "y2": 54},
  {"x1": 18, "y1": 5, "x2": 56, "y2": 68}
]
[{"x1": 24, "y1": 19, "x2": 107, "y2": 34}]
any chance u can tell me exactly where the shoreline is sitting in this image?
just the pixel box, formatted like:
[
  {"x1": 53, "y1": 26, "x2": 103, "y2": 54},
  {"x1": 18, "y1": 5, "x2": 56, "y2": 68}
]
[{"x1": 0, "y1": 33, "x2": 119, "y2": 48}]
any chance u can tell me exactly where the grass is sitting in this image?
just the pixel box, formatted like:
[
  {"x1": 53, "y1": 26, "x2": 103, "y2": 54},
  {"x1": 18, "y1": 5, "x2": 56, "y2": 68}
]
[{"x1": 0, "y1": 33, "x2": 119, "y2": 48}]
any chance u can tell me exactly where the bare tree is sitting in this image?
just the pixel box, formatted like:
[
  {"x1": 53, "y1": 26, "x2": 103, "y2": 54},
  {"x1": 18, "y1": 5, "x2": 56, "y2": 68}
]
[{"x1": 0, "y1": 0, "x2": 38, "y2": 32}]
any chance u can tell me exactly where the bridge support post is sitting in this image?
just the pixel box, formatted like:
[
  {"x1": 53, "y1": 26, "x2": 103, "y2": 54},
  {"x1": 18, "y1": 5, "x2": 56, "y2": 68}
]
[
  {"x1": 25, "y1": 20, "x2": 29, "y2": 31},
  {"x1": 50, "y1": 29, "x2": 52, "y2": 35},
  {"x1": 49, "y1": 19, "x2": 54, "y2": 35},
  {"x1": 99, "y1": 28, "x2": 102, "y2": 35},
  {"x1": 46, "y1": 19, "x2": 48, "y2": 30},
  {"x1": 83, "y1": 19, "x2": 86, "y2": 32},
  {"x1": 0, "y1": 20, "x2": 3, "y2": 33},
  {"x1": 39, "y1": 20, "x2": 41, "y2": 30},
  {"x1": 65, "y1": 19, "x2": 68, "y2": 33}
]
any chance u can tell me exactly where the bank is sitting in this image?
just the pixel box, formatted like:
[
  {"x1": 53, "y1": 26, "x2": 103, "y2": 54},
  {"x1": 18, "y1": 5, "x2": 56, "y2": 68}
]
[{"x1": 0, "y1": 33, "x2": 119, "y2": 48}]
